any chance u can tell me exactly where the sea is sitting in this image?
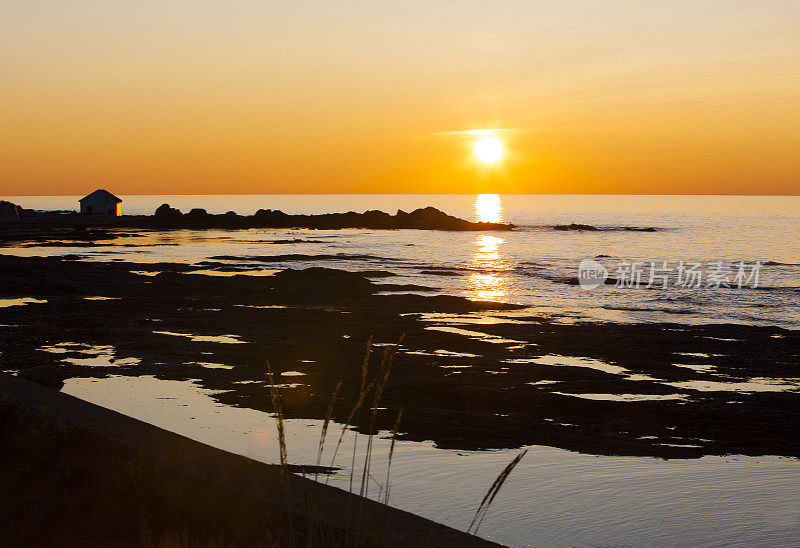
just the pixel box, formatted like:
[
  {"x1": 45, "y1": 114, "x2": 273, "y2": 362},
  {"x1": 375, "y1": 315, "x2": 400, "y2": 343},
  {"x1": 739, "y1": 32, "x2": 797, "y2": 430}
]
[
  {"x1": 6, "y1": 194, "x2": 800, "y2": 328},
  {"x1": 3, "y1": 194, "x2": 800, "y2": 547}
]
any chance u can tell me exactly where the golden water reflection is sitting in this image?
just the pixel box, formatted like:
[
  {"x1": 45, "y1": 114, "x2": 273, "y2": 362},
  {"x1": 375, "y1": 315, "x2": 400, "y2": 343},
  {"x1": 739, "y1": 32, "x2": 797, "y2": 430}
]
[
  {"x1": 473, "y1": 234, "x2": 504, "y2": 262},
  {"x1": 474, "y1": 194, "x2": 504, "y2": 223},
  {"x1": 466, "y1": 234, "x2": 509, "y2": 301}
]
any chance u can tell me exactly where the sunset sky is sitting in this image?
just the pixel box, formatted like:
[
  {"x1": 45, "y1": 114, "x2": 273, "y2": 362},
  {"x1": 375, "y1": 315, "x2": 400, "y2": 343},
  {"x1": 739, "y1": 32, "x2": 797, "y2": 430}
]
[{"x1": 2, "y1": 1, "x2": 799, "y2": 196}]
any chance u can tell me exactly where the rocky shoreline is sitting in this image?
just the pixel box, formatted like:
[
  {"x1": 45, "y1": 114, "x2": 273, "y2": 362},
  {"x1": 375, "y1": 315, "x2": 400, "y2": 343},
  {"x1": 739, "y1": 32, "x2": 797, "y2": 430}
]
[{"x1": 0, "y1": 203, "x2": 513, "y2": 236}]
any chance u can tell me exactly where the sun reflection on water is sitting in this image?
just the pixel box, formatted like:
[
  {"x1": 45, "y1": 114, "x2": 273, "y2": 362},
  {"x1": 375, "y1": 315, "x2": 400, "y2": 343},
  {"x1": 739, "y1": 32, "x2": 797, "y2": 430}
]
[
  {"x1": 468, "y1": 193, "x2": 509, "y2": 301},
  {"x1": 474, "y1": 234, "x2": 504, "y2": 261},
  {"x1": 475, "y1": 194, "x2": 504, "y2": 223},
  {"x1": 466, "y1": 234, "x2": 509, "y2": 301}
]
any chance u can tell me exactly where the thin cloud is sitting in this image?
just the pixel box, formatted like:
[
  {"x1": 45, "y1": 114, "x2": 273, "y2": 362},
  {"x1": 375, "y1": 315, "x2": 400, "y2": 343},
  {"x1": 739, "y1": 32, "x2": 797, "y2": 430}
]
[{"x1": 432, "y1": 128, "x2": 524, "y2": 137}]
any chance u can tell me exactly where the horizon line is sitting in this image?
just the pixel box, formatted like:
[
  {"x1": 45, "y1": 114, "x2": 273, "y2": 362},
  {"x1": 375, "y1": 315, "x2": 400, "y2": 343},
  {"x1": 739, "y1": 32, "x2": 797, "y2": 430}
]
[{"x1": 2, "y1": 192, "x2": 799, "y2": 198}]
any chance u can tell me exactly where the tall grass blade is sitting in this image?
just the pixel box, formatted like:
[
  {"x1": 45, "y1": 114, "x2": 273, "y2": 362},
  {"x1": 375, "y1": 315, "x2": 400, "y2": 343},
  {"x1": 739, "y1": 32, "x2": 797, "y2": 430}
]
[
  {"x1": 315, "y1": 381, "x2": 342, "y2": 482},
  {"x1": 265, "y1": 360, "x2": 287, "y2": 467},
  {"x1": 384, "y1": 409, "x2": 402, "y2": 506},
  {"x1": 265, "y1": 360, "x2": 293, "y2": 544},
  {"x1": 468, "y1": 449, "x2": 528, "y2": 535},
  {"x1": 360, "y1": 337, "x2": 401, "y2": 499},
  {"x1": 349, "y1": 336, "x2": 372, "y2": 493},
  {"x1": 326, "y1": 379, "x2": 375, "y2": 475}
]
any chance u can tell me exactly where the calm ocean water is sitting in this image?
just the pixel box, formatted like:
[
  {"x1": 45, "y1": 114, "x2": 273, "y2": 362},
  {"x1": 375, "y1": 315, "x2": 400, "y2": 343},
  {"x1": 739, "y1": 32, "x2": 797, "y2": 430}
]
[
  {"x1": 6, "y1": 194, "x2": 800, "y2": 328},
  {"x1": 6, "y1": 194, "x2": 800, "y2": 546}
]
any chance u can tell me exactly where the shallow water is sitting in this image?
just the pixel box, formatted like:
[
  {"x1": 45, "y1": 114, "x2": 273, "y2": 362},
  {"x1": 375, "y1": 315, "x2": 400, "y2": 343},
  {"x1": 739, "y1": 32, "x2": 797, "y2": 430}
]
[
  {"x1": 63, "y1": 375, "x2": 800, "y2": 548},
  {"x1": 152, "y1": 331, "x2": 247, "y2": 344},
  {"x1": 39, "y1": 342, "x2": 140, "y2": 367},
  {"x1": 0, "y1": 297, "x2": 48, "y2": 308},
  {"x1": 551, "y1": 392, "x2": 686, "y2": 402}
]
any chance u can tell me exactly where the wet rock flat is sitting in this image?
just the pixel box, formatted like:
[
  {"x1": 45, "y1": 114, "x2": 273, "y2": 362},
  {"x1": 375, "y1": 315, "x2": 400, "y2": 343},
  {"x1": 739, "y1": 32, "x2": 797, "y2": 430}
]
[{"x1": 0, "y1": 254, "x2": 797, "y2": 460}]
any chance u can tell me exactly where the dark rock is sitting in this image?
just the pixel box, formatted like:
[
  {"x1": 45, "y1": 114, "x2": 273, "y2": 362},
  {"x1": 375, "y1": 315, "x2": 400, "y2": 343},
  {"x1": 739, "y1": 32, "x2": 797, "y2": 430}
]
[
  {"x1": 554, "y1": 223, "x2": 599, "y2": 231},
  {"x1": 272, "y1": 267, "x2": 373, "y2": 295},
  {"x1": 20, "y1": 366, "x2": 65, "y2": 390},
  {"x1": 361, "y1": 270, "x2": 397, "y2": 278},
  {"x1": 2, "y1": 204, "x2": 512, "y2": 232},
  {"x1": 421, "y1": 270, "x2": 462, "y2": 276},
  {"x1": 154, "y1": 204, "x2": 182, "y2": 218},
  {"x1": 374, "y1": 283, "x2": 437, "y2": 292},
  {"x1": 0, "y1": 200, "x2": 21, "y2": 221},
  {"x1": 209, "y1": 253, "x2": 390, "y2": 263},
  {"x1": 397, "y1": 207, "x2": 466, "y2": 230},
  {"x1": 253, "y1": 209, "x2": 292, "y2": 225}
]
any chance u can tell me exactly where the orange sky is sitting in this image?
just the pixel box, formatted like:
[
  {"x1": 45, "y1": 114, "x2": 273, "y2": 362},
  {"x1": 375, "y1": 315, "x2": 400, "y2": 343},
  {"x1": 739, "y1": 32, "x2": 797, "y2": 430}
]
[{"x1": 2, "y1": 1, "x2": 799, "y2": 195}]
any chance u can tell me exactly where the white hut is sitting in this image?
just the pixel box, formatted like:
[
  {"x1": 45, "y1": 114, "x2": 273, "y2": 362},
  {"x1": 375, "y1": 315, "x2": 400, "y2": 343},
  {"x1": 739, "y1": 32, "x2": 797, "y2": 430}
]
[{"x1": 79, "y1": 189, "x2": 122, "y2": 215}]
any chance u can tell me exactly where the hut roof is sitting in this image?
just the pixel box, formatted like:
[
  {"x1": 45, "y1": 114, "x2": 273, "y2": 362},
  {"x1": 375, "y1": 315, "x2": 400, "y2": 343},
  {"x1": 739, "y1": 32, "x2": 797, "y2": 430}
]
[{"x1": 79, "y1": 189, "x2": 122, "y2": 203}]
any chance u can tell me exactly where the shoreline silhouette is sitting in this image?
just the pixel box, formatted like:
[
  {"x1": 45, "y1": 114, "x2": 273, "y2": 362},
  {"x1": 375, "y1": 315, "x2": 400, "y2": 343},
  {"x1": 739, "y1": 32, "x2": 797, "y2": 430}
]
[{"x1": 0, "y1": 201, "x2": 513, "y2": 232}]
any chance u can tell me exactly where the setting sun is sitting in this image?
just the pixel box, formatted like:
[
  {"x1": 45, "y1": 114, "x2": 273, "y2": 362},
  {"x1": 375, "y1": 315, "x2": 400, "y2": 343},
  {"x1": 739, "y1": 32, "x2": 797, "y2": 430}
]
[{"x1": 473, "y1": 136, "x2": 504, "y2": 164}]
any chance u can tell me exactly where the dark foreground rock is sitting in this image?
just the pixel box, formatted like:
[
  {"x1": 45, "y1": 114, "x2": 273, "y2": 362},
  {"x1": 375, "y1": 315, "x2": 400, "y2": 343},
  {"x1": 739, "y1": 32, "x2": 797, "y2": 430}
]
[{"x1": 20, "y1": 366, "x2": 64, "y2": 390}]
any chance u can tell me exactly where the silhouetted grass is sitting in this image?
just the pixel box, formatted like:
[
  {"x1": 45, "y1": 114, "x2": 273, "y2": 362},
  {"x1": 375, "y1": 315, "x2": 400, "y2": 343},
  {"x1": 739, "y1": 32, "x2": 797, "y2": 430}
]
[
  {"x1": 315, "y1": 380, "x2": 342, "y2": 482},
  {"x1": 266, "y1": 335, "x2": 524, "y2": 545},
  {"x1": 468, "y1": 449, "x2": 528, "y2": 535},
  {"x1": 265, "y1": 361, "x2": 287, "y2": 467}
]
